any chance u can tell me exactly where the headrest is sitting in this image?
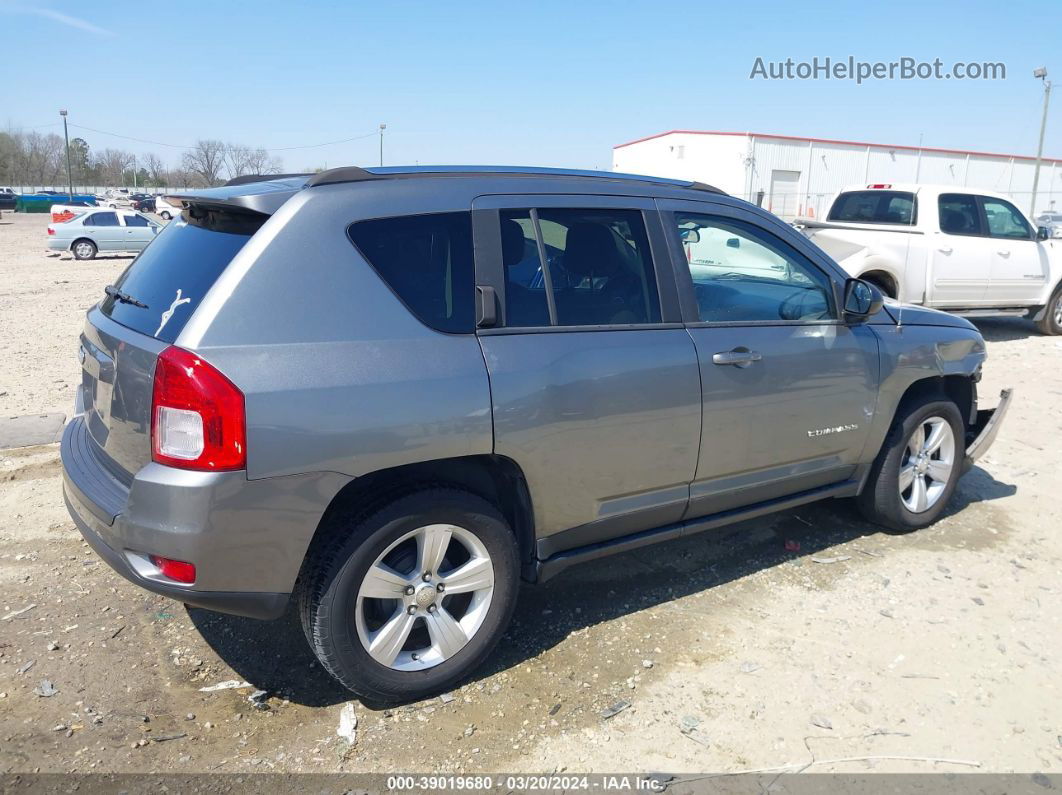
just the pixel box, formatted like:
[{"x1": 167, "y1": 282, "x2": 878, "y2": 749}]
[
  {"x1": 501, "y1": 218, "x2": 526, "y2": 267},
  {"x1": 563, "y1": 222, "x2": 621, "y2": 278}
]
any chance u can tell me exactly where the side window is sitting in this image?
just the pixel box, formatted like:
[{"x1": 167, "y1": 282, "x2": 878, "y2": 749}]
[
  {"x1": 123, "y1": 214, "x2": 150, "y2": 227},
  {"x1": 348, "y1": 212, "x2": 474, "y2": 334},
  {"x1": 938, "y1": 194, "x2": 983, "y2": 236},
  {"x1": 86, "y1": 212, "x2": 119, "y2": 227},
  {"x1": 981, "y1": 197, "x2": 1032, "y2": 240},
  {"x1": 675, "y1": 213, "x2": 834, "y2": 323},
  {"x1": 499, "y1": 208, "x2": 661, "y2": 327}
]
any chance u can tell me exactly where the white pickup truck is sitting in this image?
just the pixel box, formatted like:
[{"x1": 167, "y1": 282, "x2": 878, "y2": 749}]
[{"x1": 799, "y1": 183, "x2": 1062, "y2": 335}]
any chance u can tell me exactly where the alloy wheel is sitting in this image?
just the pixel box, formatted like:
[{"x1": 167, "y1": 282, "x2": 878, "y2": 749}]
[
  {"x1": 898, "y1": 416, "x2": 955, "y2": 513},
  {"x1": 355, "y1": 524, "x2": 495, "y2": 671}
]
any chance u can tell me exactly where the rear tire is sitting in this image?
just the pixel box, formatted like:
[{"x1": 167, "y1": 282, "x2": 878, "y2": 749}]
[
  {"x1": 298, "y1": 489, "x2": 520, "y2": 702},
  {"x1": 857, "y1": 397, "x2": 964, "y2": 532},
  {"x1": 1035, "y1": 284, "x2": 1062, "y2": 335},
  {"x1": 72, "y1": 239, "x2": 97, "y2": 260}
]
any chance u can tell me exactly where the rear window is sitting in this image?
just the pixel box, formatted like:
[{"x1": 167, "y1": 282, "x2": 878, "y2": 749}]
[
  {"x1": 827, "y1": 191, "x2": 917, "y2": 225},
  {"x1": 100, "y1": 209, "x2": 262, "y2": 343},
  {"x1": 347, "y1": 212, "x2": 474, "y2": 333}
]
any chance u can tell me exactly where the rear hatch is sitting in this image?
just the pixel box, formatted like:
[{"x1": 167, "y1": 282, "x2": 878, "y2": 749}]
[{"x1": 78, "y1": 205, "x2": 267, "y2": 480}]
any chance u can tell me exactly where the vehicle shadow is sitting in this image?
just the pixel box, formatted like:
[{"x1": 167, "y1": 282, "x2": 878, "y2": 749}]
[
  {"x1": 189, "y1": 466, "x2": 1015, "y2": 708},
  {"x1": 971, "y1": 316, "x2": 1042, "y2": 342}
]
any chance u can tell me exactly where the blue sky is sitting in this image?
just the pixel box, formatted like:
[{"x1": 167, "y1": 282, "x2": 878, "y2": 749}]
[{"x1": 2, "y1": 0, "x2": 1058, "y2": 171}]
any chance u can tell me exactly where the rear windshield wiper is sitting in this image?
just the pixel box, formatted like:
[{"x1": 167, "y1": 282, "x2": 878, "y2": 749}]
[{"x1": 104, "y1": 285, "x2": 148, "y2": 308}]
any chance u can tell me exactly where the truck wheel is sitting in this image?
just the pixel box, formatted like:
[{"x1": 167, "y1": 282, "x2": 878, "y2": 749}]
[
  {"x1": 72, "y1": 239, "x2": 97, "y2": 260},
  {"x1": 1035, "y1": 285, "x2": 1062, "y2": 335},
  {"x1": 298, "y1": 489, "x2": 520, "y2": 702},
  {"x1": 857, "y1": 397, "x2": 964, "y2": 532}
]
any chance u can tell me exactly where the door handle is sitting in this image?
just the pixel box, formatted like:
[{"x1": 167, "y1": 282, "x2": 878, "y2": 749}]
[
  {"x1": 997, "y1": 250, "x2": 1010, "y2": 257},
  {"x1": 712, "y1": 349, "x2": 762, "y2": 367},
  {"x1": 937, "y1": 246, "x2": 953, "y2": 254}
]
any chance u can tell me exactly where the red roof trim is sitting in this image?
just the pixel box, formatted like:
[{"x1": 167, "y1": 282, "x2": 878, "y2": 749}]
[{"x1": 613, "y1": 130, "x2": 1062, "y2": 165}]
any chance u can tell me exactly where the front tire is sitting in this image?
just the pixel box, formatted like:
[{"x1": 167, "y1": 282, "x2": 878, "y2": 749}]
[
  {"x1": 72, "y1": 239, "x2": 97, "y2": 260},
  {"x1": 858, "y1": 397, "x2": 964, "y2": 532},
  {"x1": 298, "y1": 489, "x2": 520, "y2": 702},
  {"x1": 1035, "y1": 284, "x2": 1062, "y2": 335}
]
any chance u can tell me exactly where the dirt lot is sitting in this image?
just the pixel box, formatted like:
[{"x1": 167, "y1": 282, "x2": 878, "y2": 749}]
[{"x1": 0, "y1": 211, "x2": 1059, "y2": 776}]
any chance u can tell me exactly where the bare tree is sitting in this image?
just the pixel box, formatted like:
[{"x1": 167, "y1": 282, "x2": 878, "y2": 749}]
[
  {"x1": 22, "y1": 132, "x2": 65, "y2": 185},
  {"x1": 94, "y1": 148, "x2": 134, "y2": 186},
  {"x1": 181, "y1": 139, "x2": 226, "y2": 187},
  {"x1": 144, "y1": 152, "x2": 167, "y2": 185},
  {"x1": 243, "y1": 147, "x2": 282, "y2": 177},
  {"x1": 224, "y1": 144, "x2": 282, "y2": 180}
]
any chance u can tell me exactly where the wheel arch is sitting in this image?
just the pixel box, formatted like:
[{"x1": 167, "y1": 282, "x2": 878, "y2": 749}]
[
  {"x1": 70, "y1": 236, "x2": 95, "y2": 252},
  {"x1": 895, "y1": 373, "x2": 976, "y2": 426},
  {"x1": 858, "y1": 267, "x2": 900, "y2": 299},
  {"x1": 301, "y1": 454, "x2": 536, "y2": 581}
]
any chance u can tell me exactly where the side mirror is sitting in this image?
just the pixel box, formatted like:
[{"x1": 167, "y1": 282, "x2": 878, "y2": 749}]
[
  {"x1": 843, "y1": 278, "x2": 884, "y2": 323},
  {"x1": 726, "y1": 237, "x2": 740, "y2": 248},
  {"x1": 1038, "y1": 226, "x2": 1051, "y2": 241},
  {"x1": 681, "y1": 228, "x2": 700, "y2": 244}
]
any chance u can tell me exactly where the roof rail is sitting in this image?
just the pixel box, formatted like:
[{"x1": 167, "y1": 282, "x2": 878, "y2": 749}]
[
  {"x1": 305, "y1": 165, "x2": 725, "y2": 194},
  {"x1": 224, "y1": 173, "x2": 312, "y2": 187}
]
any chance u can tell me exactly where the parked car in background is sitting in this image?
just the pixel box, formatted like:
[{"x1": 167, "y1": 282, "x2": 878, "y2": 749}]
[
  {"x1": 60, "y1": 167, "x2": 1010, "y2": 702},
  {"x1": 1035, "y1": 212, "x2": 1062, "y2": 238},
  {"x1": 799, "y1": 184, "x2": 1062, "y2": 335},
  {"x1": 0, "y1": 188, "x2": 17, "y2": 210},
  {"x1": 97, "y1": 189, "x2": 132, "y2": 209},
  {"x1": 47, "y1": 208, "x2": 160, "y2": 259},
  {"x1": 131, "y1": 195, "x2": 157, "y2": 213},
  {"x1": 153, "y1": 196, "x2": 182, "y2": 220}
]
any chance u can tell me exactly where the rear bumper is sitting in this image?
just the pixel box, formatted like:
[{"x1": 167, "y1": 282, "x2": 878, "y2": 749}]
[
  {"x1": 47, "y1": 238, "x2": 67, "y2": 251},
  {"x1": 964, "y1": 388, "x2": 1012, "y2": 471},
  {"x1": 64, "y1": 487, "x2": 289, "y2": 620},
  {"x1": 60, "y1": 416, "x2": 348, "y2": 620}
]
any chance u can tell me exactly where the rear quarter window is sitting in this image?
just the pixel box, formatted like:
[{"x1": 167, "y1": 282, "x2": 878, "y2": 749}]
[
  {"x1": 828, "y1": 191, "x2": 917, "y2": 225},
  {"x1": 100, "y1": 210, "x2": 262, "y2": 343},
  {"x1": 347, "y1": 212, "x2": 475, "y2": 334}
]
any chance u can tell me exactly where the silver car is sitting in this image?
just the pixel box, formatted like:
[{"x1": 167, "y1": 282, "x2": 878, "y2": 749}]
[
  {"x1": 48, "y1": 208, "x2": 160, "y2": 260},
  {"x1": 60, "y1": 167, "x2": 1011, "y2": 701},
  {"x1": 1035, "y1": 212, "x2": 1062, "y2": 239}
]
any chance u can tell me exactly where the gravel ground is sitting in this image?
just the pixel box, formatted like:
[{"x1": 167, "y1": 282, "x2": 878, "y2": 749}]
[{"x1": 0, "y1": 211, "x2": 1059, "y2": 775}]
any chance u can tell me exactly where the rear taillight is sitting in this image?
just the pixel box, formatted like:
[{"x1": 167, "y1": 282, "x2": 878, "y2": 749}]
[
  {"x1": 47, "y1": 226, "x2": 55, "y2": 235},
  {"x1": 150, "y1": 555, "x2": 196, "y2": 583},
  {"x1": 151, "y1": 346, "x2": 246, "y2": 471}
]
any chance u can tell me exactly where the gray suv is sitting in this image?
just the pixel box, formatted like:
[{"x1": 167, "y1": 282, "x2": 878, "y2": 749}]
[{"x1": 61, "y1": 166, "x2": 1011, "y2": 701}]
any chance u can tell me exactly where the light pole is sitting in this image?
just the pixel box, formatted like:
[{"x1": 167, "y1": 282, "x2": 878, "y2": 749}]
[
  {"x1": 1031, "y1": 67, "x2": 1052, "y2": 217},
  {"x1": 60, "y1": 109, "x2": 73, "y2": 200},
  {"x1": 379, "y1": 123, "x2": 386, "y2": 167}
]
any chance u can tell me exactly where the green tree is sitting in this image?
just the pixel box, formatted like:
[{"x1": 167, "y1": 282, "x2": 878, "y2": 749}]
[{"x1": 69, "y1": 137, "x2": 91, "y2": 183}]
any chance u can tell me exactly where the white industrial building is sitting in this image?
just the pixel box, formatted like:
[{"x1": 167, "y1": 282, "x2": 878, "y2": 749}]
[{"x1": 612, "y1": 130, "x2": 1062, "y2": 221}]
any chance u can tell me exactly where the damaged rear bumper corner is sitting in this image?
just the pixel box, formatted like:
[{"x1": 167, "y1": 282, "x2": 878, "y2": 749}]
[{"x1": 963, "y1": 388, "x2": 1012, "y2": 472}]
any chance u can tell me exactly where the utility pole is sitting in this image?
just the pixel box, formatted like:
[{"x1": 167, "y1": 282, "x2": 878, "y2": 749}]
[
  {"x1": 1031, "y1": 67, "x2": 1052, "y2": 216},
  {"x1": 133, "y1": 154, "x2": 137, "y2": 190},
  {"x1": 379, "y1": 123, "x2": 386, "y2": 167},
  {"x1": 60, "y1": 109, "x2": 73, "y2": 200}
]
